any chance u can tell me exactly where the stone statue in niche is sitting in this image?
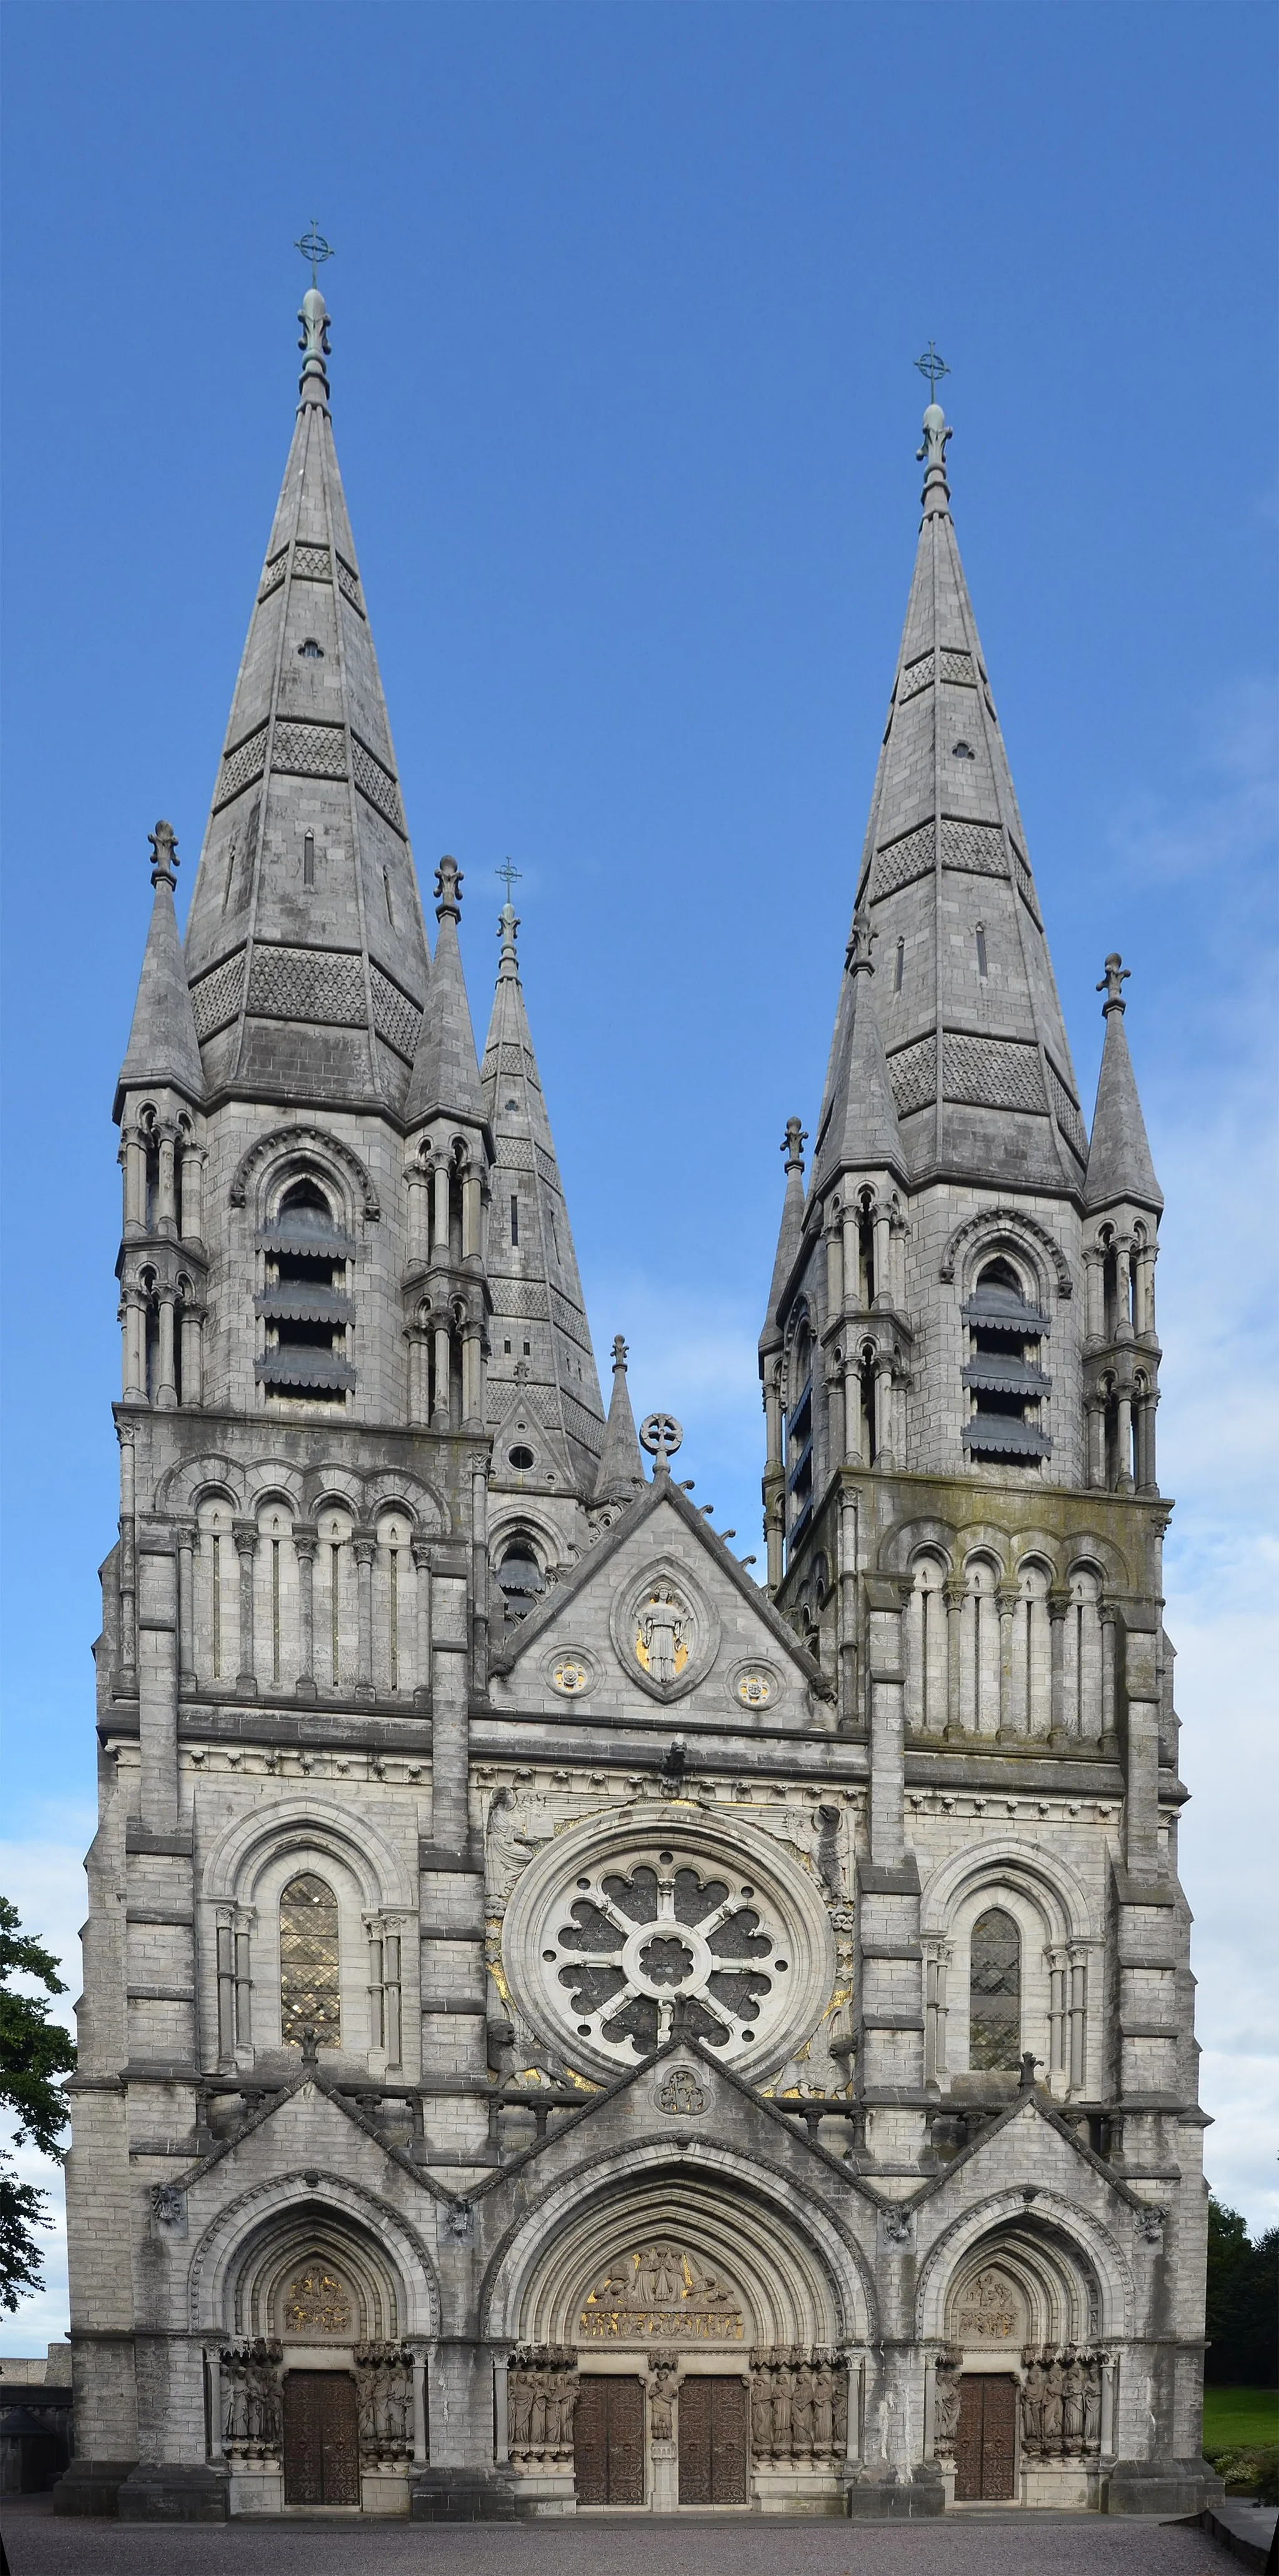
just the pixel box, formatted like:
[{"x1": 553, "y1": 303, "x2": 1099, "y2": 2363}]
[
  {"x1": 485, "y1": 1786, "x2": 540, "y2": 1901},
  {"x1": 636, "y1": 1590, "x2": 689, "y2": 1686},
  {"x1": 933, "y1": 2351, "x2": 962, "y2": 2453},
  {"x1": 506, "y1": 2347, "x2": 577, "y2": 2462},
  {"x1": 646, "y1": 2352, "x2": 679, "y2": 2441},
  {"x1": 748, "y1": 2348, "x2": 845, "y2": 2463}
]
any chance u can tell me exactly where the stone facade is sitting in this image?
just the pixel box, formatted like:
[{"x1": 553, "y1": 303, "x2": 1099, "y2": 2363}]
[{"x1": 58, "y1": 303, "x2": 1218, "y2": 2522}]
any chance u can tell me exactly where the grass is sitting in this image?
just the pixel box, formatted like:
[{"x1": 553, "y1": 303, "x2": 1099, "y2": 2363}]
[{"x1": 1203, "y1": 2389, "x2": 1279, "y2": 2451}]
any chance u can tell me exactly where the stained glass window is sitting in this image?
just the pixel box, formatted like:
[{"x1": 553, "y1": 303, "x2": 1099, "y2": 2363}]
[
  {"x1": 969, "y1": 1907, "x2": 1020, "y2": 2070},
  {"x1": 280, "y1": 1872, "x2": 340, "y2": 2047}
]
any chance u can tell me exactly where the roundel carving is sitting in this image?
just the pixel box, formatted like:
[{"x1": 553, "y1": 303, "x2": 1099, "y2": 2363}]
[
  {"x1": 501, "y1": 1808, "x2": 835, "y2": 2083},
  {"x1": 608, "y1": 1558, "x2": 719, "y2": 1703}
]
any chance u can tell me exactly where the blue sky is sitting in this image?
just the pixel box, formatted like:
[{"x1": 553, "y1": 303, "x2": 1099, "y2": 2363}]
[{"x1": 1, "y1": 2, "x2": 1275, "y2": 2343}]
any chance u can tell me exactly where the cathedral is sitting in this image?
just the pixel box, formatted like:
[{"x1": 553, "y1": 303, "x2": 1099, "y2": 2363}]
[{"x1": 58, "y1": 285, "x2": 1220, "y2": 2523}]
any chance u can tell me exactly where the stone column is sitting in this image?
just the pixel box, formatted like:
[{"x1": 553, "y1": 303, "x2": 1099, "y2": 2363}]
[
  {"x1": 294, "y1": 1524, "x2": 317, "y2": 1699},
  {"x1": 461, "y1": 1322, "x2": 483, "y2": 1428},
  {"x1": 179, "y1": 1141, "x2": 204, "y2": 1244},
  {"x1": 841, "y1": 1201, "x2": 860, "y2": 1309},
  {"x1": 1086, "y1": 1397, "x2": 1106, "y2": 1490},
  {"x1": 233, "y1": 1522, "x2": 257, "y2": 1695},
  {"x1": 154, "y1": 1289, "x2": 178, "y2": 1410},
  {"x1": 413, "y1": 2352, "x2": 429, "y2": 2466},
  {"x1": 1068, "y1": 1946, "x2": 1088, "y2": 2090},
  {"x1": 412, "y1": 1538, "x2": 432, "y2": 1708},
  {"x1": 432, "y1": 1162, "x2": 450, "y2": 1255},
  {"x1": 471, "y1": 1463, "x2": 489, "y2": 1701},
  {"x1": 123, "y1": 1129, "x2": 147, "y2": 1230},
  {"x1": 491, "y1": 2351, "x2": 510, "y2": 2468},
  {"x1": 462, "y1": 1171, "x2": 482, "y2": 1261},
  {"x1": 176, "y1": 1521, "x2": 197, "y2": 1693},
  {"x1": 1084, "y1": 1247, "x2": 1105, "y2": 1343},
  {"x1": 1122, "y1": 1621, "x2": 1161, "y2": 1880},
  {"x1": 865, "y1": 1579, "x2": 906, "y2": 1870},
  {"x1": 407, "y1": 1163, "x2": 430, "y2": 1265},
  {"x1": 874, "y1": 1354, "x2": 894, "y2": 1467},
  {"x1": 1137, "y1": 1387, "x2": 1159, "y2": 1495},
  {"x1": 179, "y1": 1299, "x2": 202, "y2": 1408},
  {"x1": 872, "y1": 1204, "x2": 892, "y2": 1306},
  {"x1": 432, "y1": 1322, "x2": 452, "y2": 1425},
  {"x1": 824, "y1": 1208, "x2": 844, "y2": 1316},
  {"x1": 137, "y1": 1527, "x2": 180, "y2": 1832},
  {"x1": 156, "y1": 1126, "x2": 178, "y2": 1233},
  {"x1": 1115, "y1": 1390, "x2": 1134, "y2": 1494},
  {"x1": 842, "y1": 1353, "x2": 865, "y2": 1465},
  {"x1": 837, "y1": 1485, "x2": 860, "y2": 1731},
  {"x1": 923, "y1": 1939, "x2": 950, "y2": 2084},
  {"x1": 1049, "y1": 1588, "x2": 1070, "y2": 1741},
  {"x1": 997, "y1": 1581, "x2": 1018, "y2": 1736},
  {"x1": 944, "y1": 1578, "x2": 965, "y2": 1739},
  {"x1": 122, "y1": 1287, "x2": 147, "y2": 1402},
  {"x1": 354, "y1": 1531, "x2": 377, "y2": 1699}
]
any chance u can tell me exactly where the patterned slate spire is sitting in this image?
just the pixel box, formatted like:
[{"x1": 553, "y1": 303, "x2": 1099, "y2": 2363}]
[
  {"x1": 115, "y1": 823, "x2": 205, "y2": 1119},
  {"x1": 834, "y1": 396, "x2": 1088, "y2": 1194},
  {"x1": 180, "y1": 288, "x2": 431, "y2": 1110},
  {"x1": 480, "y1": 895, "x2": 605, "y2": 1495},
  {"x1": 1084, "y1": 956, "x2": 1163, "y2": 1214}
]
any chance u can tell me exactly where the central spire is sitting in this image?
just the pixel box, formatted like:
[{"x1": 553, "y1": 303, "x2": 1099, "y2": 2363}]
[
  {"x1": 179, "y1": 287, "x2": 431, "y2": 1111},
  {"x1": 824, "y1": 386, "x2": 1087, "y2": 1195}
]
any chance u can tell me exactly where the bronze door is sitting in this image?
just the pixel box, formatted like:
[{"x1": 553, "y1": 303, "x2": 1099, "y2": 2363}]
[
  {"x1": 574, "y1": 2376, "x2": 644, "y2": 2505},
  {"x1": 678, "y1": 2374, "x2": 749, "y2": 2505},
  {"x1": 282, "y1": 2370, "x2": 361, "y2": 2506},
  {"x1": 954, "y1": 2373, "x2": 1017, "y2": 2502}
]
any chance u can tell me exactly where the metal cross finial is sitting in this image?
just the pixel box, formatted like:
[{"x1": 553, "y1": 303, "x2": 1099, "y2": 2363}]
[
  {"x1": 496, "y1": 859, "x2": 522, "y2": 902},
  {"x1": 914, "y1": 341, "x2": 950, "y2": 400},
  {"x1": 294, "y1": 220, "x2": 334, "y2": 287}
]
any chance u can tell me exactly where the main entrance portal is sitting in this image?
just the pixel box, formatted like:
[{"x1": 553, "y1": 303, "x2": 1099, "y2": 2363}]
[
  {"x1": 678, "y1": 2376, "x2": 748, "y2": 2504},
  {"x1": 281, "y1": 2371, "x2": 360, "y2": 2506},
  {"x1": 954, "y1": 2374, "x2": 1017, "y2": 2502},
  {"x1": 575, "y1": 2377, "x2": 645, "y2": 2505}
]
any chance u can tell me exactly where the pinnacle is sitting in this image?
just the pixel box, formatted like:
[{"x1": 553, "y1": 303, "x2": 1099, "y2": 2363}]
[
  {"x1": 114, "y1": 822, "x2": 205, "y2": 1121},
  {"x1": 1084, "y1": 956, "x2": 1162, "y2": 1214},
  {"x1": 591, "y1": 1336, "x2": 646, "y2": 1508},
  {"x1": 403, "y1": 862, "x2": 484, "y2": 1126}
]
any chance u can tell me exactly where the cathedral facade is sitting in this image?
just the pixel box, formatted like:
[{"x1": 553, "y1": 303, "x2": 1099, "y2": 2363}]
[{"x1": 59, "y1": 289, "x2": 1219, "y2": 2522}]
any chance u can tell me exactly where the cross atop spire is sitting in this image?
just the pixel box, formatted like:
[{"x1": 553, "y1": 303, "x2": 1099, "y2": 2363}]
[
  {"x1": 1097, "y1": 953, "x2": 1131, "y2": 1013},
  {"x1": 147, "y1": 820, "x2": 178, "y2": 888},
  {"x1": 913, "y1": 340, "x2": 950, "y2": 400},
  {"x1": 294, "y1": 219, "x2": 334, "y2": 288}
]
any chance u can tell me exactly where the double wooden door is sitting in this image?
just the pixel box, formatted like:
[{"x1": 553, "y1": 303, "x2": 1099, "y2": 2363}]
[
  {"x1": 954, "y1": 2373, "x2": 1017, "y2": 2502},
  {"x1": 282, "y1": 2370, "x2": 360, "y2": 2506},
  {"x1": 678, "y1": 2375, "x2": 748, "y2": 2505},
  {"x1": 575, "y1": 2376, "x2": 644, "y2": 2505}
]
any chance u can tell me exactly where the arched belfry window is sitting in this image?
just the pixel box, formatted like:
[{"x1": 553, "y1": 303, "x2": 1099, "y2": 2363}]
[
  {"x1": 969, "y1": 1909, "x2": 1021, "y2": 2072},
  {"x1": 496, "y1": 1535, "x2": 545, "y2": 1622},
  {"x1": 256, "y1": 1179, "x2": 356, "y2": 1405},
  {"x1": 279, "y1": 1873, "x2": 340, "y2": 2048},
  {"x1": 962, "y1": 1257, "x2": 1052, "y2": 1465}
]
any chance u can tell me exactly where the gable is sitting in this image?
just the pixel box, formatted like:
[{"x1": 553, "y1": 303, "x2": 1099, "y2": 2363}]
[{"x1": 488, "y1": 1482, "x2": 831, "y2": 1733}]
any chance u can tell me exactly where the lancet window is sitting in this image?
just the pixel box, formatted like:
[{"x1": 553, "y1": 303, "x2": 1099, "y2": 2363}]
[
  {"x1": 968, "y1": 1909, "x2": 1022, "y2": 2072},
  {"x1": 256, "y1": 1177, "x2": 355, "y2": 1405},
  {"x1": 279, "y1": 1873, "x2": 341, "y2": 2048},
  {"x1": 961, "y1": 1257, "x2": 1052, "y2": 1465}
]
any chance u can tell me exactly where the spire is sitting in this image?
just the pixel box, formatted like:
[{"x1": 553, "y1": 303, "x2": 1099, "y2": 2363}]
[
  {"x1": 114, "y1": 823, "x2": 205, "y2": 1120},
  {"x1": 1084, "y1": 955, "x2": 1163, "y2": 1214},
  {"x1": 831, "y1": 383, "x2": 1088, "y2": 1194},
  {"x1": 479, "y1": 882, "x2": 605, "y2": 1495},
  {"x1": 759, "y1": 1118, "x2": 808, "y2": 1356},
  {"x1": 403, "y1": 858, "x2": 484, "y2": 1125},
  {"x1": 180, "y1": 286, "x2": 432, "y2": 1112},
  {"x1": 810, "y1": 915, "x2": 907, "y2": 1196},
  {"x1": 591, "y1": 1336, "x2": 646, "y2": 1509}
]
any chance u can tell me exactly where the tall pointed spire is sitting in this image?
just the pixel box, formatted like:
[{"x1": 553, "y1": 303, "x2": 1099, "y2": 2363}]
[
  {"x1": 759, "y1": 1118, "x2": 808, "y2": 1358},
  {"x1": 480, "y1": 888, "x2": 605, "y2": 1495},
  {"x1": 404, "y1": 858, "x2": 483, "y2": 1124},
  {"x1": 1084, "y1": 956, "x2": 1163, "y2": 1213},
  {"x1": 591, "y1": 1336, "x2": 646, "y2": 1510},
  {"x1": 114, "y1": 823, "x2": 205, "y2": 1119},
  {"x1": 834, "y1": 388, "x2": 1087, "y2": 1194},
  {"x1": 810, "y1": 915, "x2": 907, "y2": 1196},
  {"x1": 180, "y1": 287, "x2": 431, "y2": 1110}
]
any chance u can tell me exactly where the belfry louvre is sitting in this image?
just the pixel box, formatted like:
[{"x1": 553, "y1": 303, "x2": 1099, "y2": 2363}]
[{"x1": 58, "y1": 288, "x2": 1218, "y2": 2522}]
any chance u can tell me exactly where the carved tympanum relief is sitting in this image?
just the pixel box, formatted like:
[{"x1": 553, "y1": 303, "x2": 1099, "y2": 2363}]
[
  {"x1": 579, "y1": 2242, "x2": 744, "y2": 2342},
  {"x1": 954, "y1": 2268, "x2": 1022, "y2": 2342},
  {"x1": 284, "y1": 2268, "x2": 351, "y2": 2334}
]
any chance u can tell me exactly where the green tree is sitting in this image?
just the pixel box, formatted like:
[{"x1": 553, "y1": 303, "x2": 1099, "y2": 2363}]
[
  {"x1": 0, "y1": 1896, "x2": 77, "y2": 2311},
  {"x1": 1205, "y1": 2194, "x2": 1279, "y2": 2387}
]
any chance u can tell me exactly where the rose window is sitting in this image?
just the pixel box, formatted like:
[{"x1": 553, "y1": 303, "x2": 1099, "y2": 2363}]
[{"x1": 548, "y1": 1849, "x2": 788, "y2": 2060}]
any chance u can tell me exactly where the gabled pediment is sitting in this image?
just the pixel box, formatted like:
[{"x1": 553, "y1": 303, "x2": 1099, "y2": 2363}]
[{"x1": 488, "y1": 1467, "x2": 831, "y2": 1729}]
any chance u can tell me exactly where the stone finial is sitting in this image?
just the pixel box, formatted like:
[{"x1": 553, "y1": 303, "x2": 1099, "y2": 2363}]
[
  {"x1": 916, "y1": 396, "x2": 953, "y2": 516},
  {"x1": 497, "y1": 898, "x2": 520, "y2": 967},
  {"x1": 611, "y1": 1334, "x2": 630, "y2": 1373},
  {"x1": 1097, "y1": 953, "x2": 1130, "y2": 1014},
  {"x1": 147, "y1": 820, "x2": 179, "y2": 888},
  {"x1": 434, "y1": 855, "x2": 463, "y2": 923},
  {"x1": 297, "y1": 286, "x2": 331, "y2": 395},
  {"x1": 846, "y1": 910, "x2": 876, "y2": 975},
  {"x1": 781, "y1": 1118, "x2": 807, "y2": 1174}
]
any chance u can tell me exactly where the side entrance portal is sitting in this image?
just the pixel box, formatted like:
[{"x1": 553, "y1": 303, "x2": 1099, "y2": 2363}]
[
  {"x1": 282, "y1": 2372, "x2": 360, "y2": 2507},
  {"x1": 678, "y1": 2376, "x2": 748, "y2": 2505},
  {"x1": 575, "y1": 2377, "x2": 644, "y2": 2505},
  {"x1": 954, "y1": 2374, "x2": 1017, "y2": 2502}
]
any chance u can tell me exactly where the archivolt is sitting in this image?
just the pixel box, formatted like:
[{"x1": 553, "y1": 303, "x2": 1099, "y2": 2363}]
[
  {"x1": 202, "y1": 1794, "x2": 415, "y2": 1910},
  {"x1": 914, "y1": 2182, "x2": 1133, "y2": 2344},
  {"x1": 229, "y1": 1124, "x2": 380, "y2": 1219},
  {"x1": 919, "y1": 1837, "x2": 1097, "y2": 1946},
  {"x1": 186, "y1": 2168, "x2": 439, "y2": 2338},
  {"x1": 479, "y1": 2138, "x2": 876, "y2": 2349},
  {"x1": 939, "y1": 1207, "x2": 1072, "y2": 1297}
]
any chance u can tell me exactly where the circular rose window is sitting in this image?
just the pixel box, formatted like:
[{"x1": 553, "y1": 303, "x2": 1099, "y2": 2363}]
[{"x1": 503, "y1": 1812, "x2": 834, "y2": 2081}]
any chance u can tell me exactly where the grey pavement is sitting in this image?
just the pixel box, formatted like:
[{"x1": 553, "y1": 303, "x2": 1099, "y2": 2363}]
[{"x1": 0, "y1": 2500, "x2": 1240, "y2": 2576}]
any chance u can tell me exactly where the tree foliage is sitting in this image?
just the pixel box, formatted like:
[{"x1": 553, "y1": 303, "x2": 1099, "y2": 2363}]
[
  {"x1": 1205, "y1": 2195, "x2": 1279, "y2": 2387},
  {"x1": 0, "y1": 1894, "x2": 76, "y2": 2312}
]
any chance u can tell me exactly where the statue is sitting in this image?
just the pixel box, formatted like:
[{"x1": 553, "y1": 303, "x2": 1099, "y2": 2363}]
[
  {"x1": 509, "y1": 2364, "x2": 533, "y2": 2454},
  {"x1": 639, "y1": 1591, "x2": 686, "y2": 1686},
  {"x1": 647, "y1": 2353, "x2": 678, "y2": 2441},
  {"x1": 791, "y1": 2355, "x2": 814, "y2": 2453},
  {"x1": 1083, "y1": 2356, "x2": 1102, "y2": 2451},
  {"x1": 1021, "y1": 2352, "x2": 1045, "y2": 2452},
  {"x1": 832, "y1": 2363, "x2": 848, "y2": 2456},
  {"x1": 1042, "y1": 2354, "x2": 1064, "y2": 2451},
  {"x1": 751, "y1": 2354, "x2": 775, "y2": 2454},
  {"x1": 1062, "y1": 2350, "x2": 1085, "y2": 2451},
  {"x1": 811, "y1": 2356, "x2": 835, "y2": 2454},
  {"x1": 770, "y1": 2357, "x2": 793, "y2": 2456},
  {"x1": 553, "y1": 2365, "x2": 578, "y2": 2451},
  {"x1": 485, "y1": 1786, "x2": 538, "y2": 1900}
]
